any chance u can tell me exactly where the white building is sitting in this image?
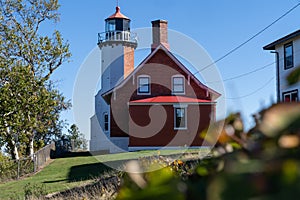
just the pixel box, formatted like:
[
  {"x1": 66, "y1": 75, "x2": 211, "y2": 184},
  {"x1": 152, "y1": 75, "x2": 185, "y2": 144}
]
[
  {"x1": 264, "y1": 29, "x2": 300, "y2": 102},
  {"x1": 90, "y1": 7, "x2": 137, "y2": 153}
]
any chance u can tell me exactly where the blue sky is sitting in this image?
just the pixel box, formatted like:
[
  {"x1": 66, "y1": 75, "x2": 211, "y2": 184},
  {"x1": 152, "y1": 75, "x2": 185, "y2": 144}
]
[{"x1": 50, "y1": 0, "x2": 300, "y2": 139}]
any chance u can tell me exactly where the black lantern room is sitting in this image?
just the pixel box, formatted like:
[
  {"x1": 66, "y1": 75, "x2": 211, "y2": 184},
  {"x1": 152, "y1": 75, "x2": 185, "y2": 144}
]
[{"x1": 105, "y1": 7, "x2": 130, "y2": 33}]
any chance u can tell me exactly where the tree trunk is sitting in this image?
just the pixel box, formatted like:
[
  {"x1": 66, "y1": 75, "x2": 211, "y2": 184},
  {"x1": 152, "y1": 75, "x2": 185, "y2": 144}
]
[
  {"x1": 9, "y1": 140, "x2": 19, "y2": 160},
  {"x1": 6, "y1": 126, "x2": 19, "y2": 160},
  {"x1": 13, "y1": 140, "x2": 19, "y2": 160},
  {"x1": 29, "y1": 138, "x2": 34, "y2": 159}
]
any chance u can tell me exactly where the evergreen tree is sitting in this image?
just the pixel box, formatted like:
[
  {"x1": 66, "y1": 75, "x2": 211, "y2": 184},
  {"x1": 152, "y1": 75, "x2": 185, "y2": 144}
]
[{"x1": 68, "y1": 124, "x2": 87, "y2": 151}]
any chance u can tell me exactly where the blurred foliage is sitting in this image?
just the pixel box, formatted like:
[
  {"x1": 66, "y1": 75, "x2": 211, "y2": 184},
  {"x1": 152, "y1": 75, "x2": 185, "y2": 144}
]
[
  {"x1": 117, "y1": 103, "x2": 300, "y2": 200},
  {"x1": 287, "y1": 66, "x2": 300, "y2": 86}
]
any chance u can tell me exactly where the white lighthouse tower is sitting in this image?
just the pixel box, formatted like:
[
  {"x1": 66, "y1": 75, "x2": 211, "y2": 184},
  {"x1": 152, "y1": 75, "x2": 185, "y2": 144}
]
[{"x1": 90, "y1": 6, "x2": 137, "y2": 153}]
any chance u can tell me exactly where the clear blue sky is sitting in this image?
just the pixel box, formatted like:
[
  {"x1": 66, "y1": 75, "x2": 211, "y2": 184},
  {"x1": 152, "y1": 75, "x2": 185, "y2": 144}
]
[{"x1": 51, "y1": 0, "x2": 300, "y2": 139}]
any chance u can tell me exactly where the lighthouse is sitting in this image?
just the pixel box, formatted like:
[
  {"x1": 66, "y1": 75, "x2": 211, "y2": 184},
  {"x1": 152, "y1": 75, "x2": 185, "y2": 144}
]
[
  {"x1": 98, "y1": 6, "x2": 137, "y2": 90},
  {"x1": 90, "y1": 6, "x2": 137, "y2": 153}
]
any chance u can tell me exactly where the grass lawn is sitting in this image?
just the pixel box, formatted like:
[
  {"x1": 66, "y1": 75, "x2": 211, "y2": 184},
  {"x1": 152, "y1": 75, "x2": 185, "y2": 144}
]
[{"x1": 0, "y1": 149, "x2": 207, "y2": 199}]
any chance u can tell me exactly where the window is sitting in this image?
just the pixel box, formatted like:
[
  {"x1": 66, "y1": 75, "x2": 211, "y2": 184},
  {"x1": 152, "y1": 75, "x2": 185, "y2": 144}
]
[
  {"x1": 174, "y1": 107, "x2": 187, "y2": 130},
  {"x1": 104, "y1": 113, "x2": 109, "y2": 131},
  {"x1": 283, "y1": 90, "x2": 298, "y2": 102},
  {"x1": 106, "y1": 20, "x2": 116, "y2": 32},
  {"x1": 123, "y1": 20, "x2": 130, "y2": 31},
  {"x1": 172, "y1": 75, "x2": 185, "y2": 94},
  {"x1": 284, "y1": 42, "x2": 293, "y2": 69},
  {"x1": 138, "y1": 76, "x2": 150, "y2": 94}
]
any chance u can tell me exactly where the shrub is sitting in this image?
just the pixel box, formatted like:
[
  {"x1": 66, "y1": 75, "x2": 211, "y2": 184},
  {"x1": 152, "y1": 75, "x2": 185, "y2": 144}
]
[{"x1": 24, "y1": 183, "x2": 47, "y2": 200}]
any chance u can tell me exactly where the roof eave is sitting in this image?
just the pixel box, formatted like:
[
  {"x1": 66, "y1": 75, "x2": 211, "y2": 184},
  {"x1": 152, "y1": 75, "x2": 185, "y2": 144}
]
[
  {"x1": 263, "y1": 45, "x2": 275, "y2": 51},
  {"x1": 263, "y1": 29, "x2": 300, "y2": 51},
  {"x1": 105, "y1": 16, "x2": 130, "y2": 21},
  {"x1": 101, "y1": 44, "x2": 222, "y2": 101}
]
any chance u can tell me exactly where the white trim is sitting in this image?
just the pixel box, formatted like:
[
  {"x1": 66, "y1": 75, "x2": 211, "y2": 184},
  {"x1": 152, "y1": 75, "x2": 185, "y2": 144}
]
[
  {"x1": 137, "y1": 75, "x2": 151, "y2": 95},
  {"x1": 113, "y1": 90, "x2": 117, "y2": 100},
  {"x1": 128, "y1": 146, "x2": 211, "y2": 152},
  {"x1": 282, "y1": 89, "x2": 298, "y2": 102},
  {"x1": 174, "y1": 107, "x2": 187, "y2": 130},
  {"x1": 173, "y1": 104, "x2": 188, "y2": 108},
  {"x1": 132, "y1": 75, "x2": 135, "y2": 85},
  {"x1": 172, "y1": 75, "x2": 185, "y2": 95}
]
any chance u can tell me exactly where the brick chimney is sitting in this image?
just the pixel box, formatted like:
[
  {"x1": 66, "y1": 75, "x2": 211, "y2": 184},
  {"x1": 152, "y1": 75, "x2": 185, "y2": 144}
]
[{"x1": 151, "y1": 20, "x2": 170, "y2": 51}]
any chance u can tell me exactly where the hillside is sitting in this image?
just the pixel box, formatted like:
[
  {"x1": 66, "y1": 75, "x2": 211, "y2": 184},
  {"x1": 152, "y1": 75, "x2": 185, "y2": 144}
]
[{"x1": 0, "y1": 150, "x2": 202, "y2": 199}]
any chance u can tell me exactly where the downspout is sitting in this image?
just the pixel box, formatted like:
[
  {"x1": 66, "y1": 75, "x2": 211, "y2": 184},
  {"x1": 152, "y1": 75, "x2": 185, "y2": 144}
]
[{"x1": 271, "y1": 51, "x2": 280, "y2": 103}]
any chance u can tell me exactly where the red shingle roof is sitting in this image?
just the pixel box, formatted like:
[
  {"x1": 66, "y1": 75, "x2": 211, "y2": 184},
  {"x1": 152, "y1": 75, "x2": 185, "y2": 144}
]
[{"x1": 130, "y1": 96, "x2": 213, "y2": 104}]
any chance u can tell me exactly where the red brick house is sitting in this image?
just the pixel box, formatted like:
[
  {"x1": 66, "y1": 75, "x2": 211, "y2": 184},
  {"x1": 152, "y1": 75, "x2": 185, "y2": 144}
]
[{"x1": 101, "y1": 20, "x2": 220, "y2": 151}]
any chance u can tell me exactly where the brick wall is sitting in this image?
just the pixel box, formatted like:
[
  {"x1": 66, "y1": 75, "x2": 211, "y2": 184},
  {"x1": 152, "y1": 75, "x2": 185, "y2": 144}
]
[
  {"x1": 109, "y1": 49, "x2": 216, "y2": 141},
  {"x1": 128, "y1": 104, "x2": 213, "y2": 147},
  {"x1": 123, "y1": 46, "x2": 135, "y2": 79}
]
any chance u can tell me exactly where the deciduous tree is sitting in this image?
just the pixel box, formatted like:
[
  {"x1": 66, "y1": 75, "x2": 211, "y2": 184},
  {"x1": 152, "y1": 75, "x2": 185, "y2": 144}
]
[{"x1": 0, "y1": 0, "x2": 71, "y2": 159}]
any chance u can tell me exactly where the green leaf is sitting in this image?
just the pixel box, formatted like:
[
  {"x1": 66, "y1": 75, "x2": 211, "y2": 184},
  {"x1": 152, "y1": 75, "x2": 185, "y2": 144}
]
[{"x1": 287, "y1": 66, "x2": 300, "y2": 86}]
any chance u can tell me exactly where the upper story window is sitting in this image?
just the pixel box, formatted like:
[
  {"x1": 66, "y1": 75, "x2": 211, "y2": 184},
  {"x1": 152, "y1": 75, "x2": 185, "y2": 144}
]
[
  {"x1": 284, "y1": 42, "x2": 294, "y2": 70},
  {"x1": 283, "y1": 90, "x2": 298, "y2": 102},
  {"x1": 104, "y1": 113, "x2": 109, "y2": 132},
  {"x1": 172, "y1": 75, "x2": 185, "y2": 94},
  {"x1": 138, "y1": 75, "x2": 150, "y2": 95}
]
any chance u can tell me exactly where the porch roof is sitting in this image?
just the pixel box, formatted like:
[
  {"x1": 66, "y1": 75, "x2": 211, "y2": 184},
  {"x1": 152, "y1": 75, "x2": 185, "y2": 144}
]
[{"x1": 129, "y1": 96, "x2": 214, "y2": 104}]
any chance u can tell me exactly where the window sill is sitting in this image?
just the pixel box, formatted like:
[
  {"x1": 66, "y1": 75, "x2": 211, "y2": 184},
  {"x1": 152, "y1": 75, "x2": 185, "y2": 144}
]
[
  {"x1": 174, "y1": 127, "x2": 187, "y2": 130},
  {"x1": 137, "y1": 92, "x2": 151, "y2": 95},
  {"x1": 284, "y1": 66, "x2": 294, "y2": 70},
  {"x1": 172, "y1": 92, "x2": 185, "y2": 95}
]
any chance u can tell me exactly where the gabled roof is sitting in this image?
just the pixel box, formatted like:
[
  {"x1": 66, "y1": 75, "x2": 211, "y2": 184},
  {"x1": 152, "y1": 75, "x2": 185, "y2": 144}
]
[
  {"x1": 102, "y1": 44, "x2": 221, "y2": 101},
  {"x1": 106, "y1": 7, "x2": 130, "y2": 20},
  {"x1": 130, "y1": 96, "x2": 214, "y2": 104},
  {"x1": 263, "y1": 29, "x2": 300, "y2": 50}
]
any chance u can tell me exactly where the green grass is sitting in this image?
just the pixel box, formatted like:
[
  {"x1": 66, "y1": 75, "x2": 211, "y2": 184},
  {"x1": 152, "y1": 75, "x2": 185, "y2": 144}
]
[
  {"x1": 0, "y1": 155, "x2": 100, "y2": 199},
  {"x1": 0, "y1": 149, "x2": 208, "y2": 199}
]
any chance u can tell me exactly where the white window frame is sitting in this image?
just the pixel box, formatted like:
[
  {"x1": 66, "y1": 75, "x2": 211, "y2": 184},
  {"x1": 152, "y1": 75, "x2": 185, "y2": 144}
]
[
  {"x1": 283, "y1": 90, "x2": 298, "y2": 102},
  {"x1": 173, "y1": 104, "x2": 188, "y2": 130},
  {"x1": 103, "y1": 112, "x2": 109, "y2": 132},
  {"x1": 172, "y1": 75, "x2": 185, "y2": 94},
  {"x1": 137, "y1": 75, "x2": 151, "y2": 95}
]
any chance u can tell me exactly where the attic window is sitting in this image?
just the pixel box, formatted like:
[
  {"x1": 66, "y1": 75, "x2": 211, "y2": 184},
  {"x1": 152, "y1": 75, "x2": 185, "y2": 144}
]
[
  {"x1": 138, "y1": 75, "x2": 150, "y2": 95},
  {"x1": 172, "y1": 75, "x2": 185, "y2": 94}
]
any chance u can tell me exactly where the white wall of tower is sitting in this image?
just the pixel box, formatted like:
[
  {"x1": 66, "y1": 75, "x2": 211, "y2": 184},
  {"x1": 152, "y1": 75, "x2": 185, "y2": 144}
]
[{"x1": 90, "y1": 43, "x2": 129, "y2": 152}]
